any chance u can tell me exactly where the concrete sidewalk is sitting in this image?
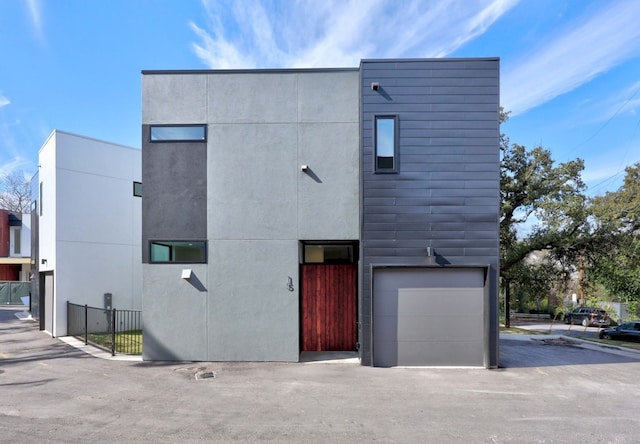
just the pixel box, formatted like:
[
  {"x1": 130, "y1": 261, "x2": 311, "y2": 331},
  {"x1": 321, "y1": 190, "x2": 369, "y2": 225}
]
[{"x1": 2, "y1": 307, "x2": 640, "y2": 443}]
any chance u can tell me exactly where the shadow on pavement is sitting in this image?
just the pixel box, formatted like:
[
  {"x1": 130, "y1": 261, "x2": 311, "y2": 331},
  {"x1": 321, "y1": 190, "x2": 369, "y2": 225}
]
[{"x1": 499, "y1": 337, "x2": 640, "y2": 368}]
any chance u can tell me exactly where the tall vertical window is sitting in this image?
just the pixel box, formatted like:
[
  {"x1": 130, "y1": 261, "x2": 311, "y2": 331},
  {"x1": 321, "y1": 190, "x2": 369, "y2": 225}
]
[
  {"x1": 375, "y1": 116, "x2": 397, "y2": 172},
  {"x1": 133, "y1": 181, "x2": 142, "y2": 197},
  {"x1": 39, "y1": 182, "x2": 43, "y2": 216},
  {"x1": 11, "y1": 227, "x2": 21, "y2": 255}
]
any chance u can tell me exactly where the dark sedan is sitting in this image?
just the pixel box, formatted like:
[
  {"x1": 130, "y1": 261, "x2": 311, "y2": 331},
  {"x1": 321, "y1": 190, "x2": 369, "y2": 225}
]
[{"x1": 599, "y1": 321, "x2": 640, "y2": 342}]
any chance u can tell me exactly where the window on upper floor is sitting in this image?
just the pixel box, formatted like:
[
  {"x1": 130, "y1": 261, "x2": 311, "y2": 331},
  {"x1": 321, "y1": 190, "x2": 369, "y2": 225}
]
[
  {"x1": 133, "y1": 181, "x2": 142, "y2": 197},
  {"x1": 10, "y1": 227, "x2": 21, "y2": 256},
  {"x1": 39, "y1": 182, "x2": 43, "y2": 216},
  {"x1": 149, "y1": 125, "x2": 207, "y2": 142},
  {"x1": 150, "y1": 241, "x2": 207, "y2": 263},
  {"x1": 374, "y1": 116, "x2": 398, "y2": 173}
]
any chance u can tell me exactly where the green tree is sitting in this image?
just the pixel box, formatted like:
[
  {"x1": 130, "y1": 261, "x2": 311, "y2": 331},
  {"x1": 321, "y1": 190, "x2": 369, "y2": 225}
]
[
  {"x1": 589, "y1": 163, "x2": 640, "y2": 310},
  {"x1": 500, "y1": 112, "x2": 588, "y2": 280},
  {"x1": 499, "y1": 110, "x2": 589, "y2": 317}
]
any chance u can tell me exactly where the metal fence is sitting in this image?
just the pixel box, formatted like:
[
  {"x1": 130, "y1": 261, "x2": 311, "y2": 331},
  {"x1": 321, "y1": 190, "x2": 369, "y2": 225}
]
[
  {"x1": 0, "y1": 281, "x2": 31, "y2": 305},
  {"x1": 67, "y1": 302, "x2": 142, "y2": 356}
]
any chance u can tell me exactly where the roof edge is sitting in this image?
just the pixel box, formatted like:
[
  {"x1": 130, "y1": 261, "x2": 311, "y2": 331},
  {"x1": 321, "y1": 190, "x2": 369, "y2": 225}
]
[
  {"x1": 141, "y1": 67, "x2": 360, "y2": 75},
  {"x1": 360, "y1": 57, "x2": 500, "y2": 63}
]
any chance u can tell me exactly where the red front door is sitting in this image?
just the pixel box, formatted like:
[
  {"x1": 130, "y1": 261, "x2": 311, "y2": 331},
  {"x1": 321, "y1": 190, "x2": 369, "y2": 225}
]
[{"x1": 301, "y1": 264, "x2": 357, "y2": 351}]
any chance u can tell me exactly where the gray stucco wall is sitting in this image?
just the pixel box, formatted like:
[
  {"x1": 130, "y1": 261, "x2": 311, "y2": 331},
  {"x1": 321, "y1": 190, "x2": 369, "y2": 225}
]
[
  {"x1": 141, "y1": 125, "x2": 207, "y2": 263},
  {"x1": 359, "y1": 59, "x2": 500, "y2": 367},
  {"x1": 141, "y1": 69, "x2": 359, "y2": 361}
]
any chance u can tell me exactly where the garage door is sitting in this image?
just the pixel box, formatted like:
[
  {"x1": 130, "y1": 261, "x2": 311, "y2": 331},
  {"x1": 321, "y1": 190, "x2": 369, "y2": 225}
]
[{"x1": 373, "y1": 267, "x2": 486, "y2": 367}]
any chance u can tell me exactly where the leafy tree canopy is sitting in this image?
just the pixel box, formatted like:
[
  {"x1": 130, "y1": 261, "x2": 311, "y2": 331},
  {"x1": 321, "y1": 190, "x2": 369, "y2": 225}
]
[
  {"x1": 500, "y1": 110, "x2": 587, "y2": 279},
  {"x1": 588, "y1": 163, "x2": 640, "y2": 303}
]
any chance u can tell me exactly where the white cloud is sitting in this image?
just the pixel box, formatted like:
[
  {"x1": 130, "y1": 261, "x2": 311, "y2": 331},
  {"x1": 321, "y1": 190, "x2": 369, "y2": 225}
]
[
  {"x1": 0, "y1": 93, "x2": 9, "y2": 107},
  {"x1": 190, "y1": 0, "x2": 517, "y2": 69},
  {"x1": 502, "y1": 1, "x2": 640, "y2": 116},
  {"x1": 26, "y1": 0, "x2": 44, "y2": 42},
  {"x1": 0, "y1": 156, "x2": 31, "y2": 177},
  {"x1": 603, "y1": 80, "x2": 640, "y2": 118}
]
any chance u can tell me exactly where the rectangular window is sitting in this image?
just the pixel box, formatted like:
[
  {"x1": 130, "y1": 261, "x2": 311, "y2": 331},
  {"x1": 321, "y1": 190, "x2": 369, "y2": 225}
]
[
  {"x1": 150, "y1": 125, "x2": 206, "y2": 142},
  {"x1": 39, "y1": 182, "x2": 43, "y2": 216},
  {"x1": 150, "y1": 241, "x2": 207, "y2": 263},
  {"x1": 11, "y1": 228, "x2": 21, "y2": 256},
  {"x1": 133, "y1": 181, "x2": 142, "y2": 197},
  {"x1": 374, "y1": 116, "x2": 397, "y2": 172},
  {"x1": 302, "y1": 242, "x2": 357, "y2": 264}
]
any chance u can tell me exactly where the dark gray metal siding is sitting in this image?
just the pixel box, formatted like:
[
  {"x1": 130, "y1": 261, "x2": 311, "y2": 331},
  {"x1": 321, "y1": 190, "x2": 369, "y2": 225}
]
[
  {"x1": 359, "y1": 59, "x2": 500, "y2": 367},
  {"x1": 141, "y1": 124, "x2": 207, "y2": 263}
]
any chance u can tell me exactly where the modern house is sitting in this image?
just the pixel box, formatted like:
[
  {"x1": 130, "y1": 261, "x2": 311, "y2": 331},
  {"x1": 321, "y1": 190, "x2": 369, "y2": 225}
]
[
  {"x1": 0, "y1": 209, "x2": 31, "y2": 305},
  {"x1": 141, "y1": 58, "x2": 500, "y2": 368},
  {"x1": 31, "y1": 130, "x2": 142, "y2": 336}
]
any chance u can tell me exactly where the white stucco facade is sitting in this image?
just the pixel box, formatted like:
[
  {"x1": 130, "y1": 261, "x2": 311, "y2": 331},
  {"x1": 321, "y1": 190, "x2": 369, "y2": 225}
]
[{"x1": 37, "y1": 130, "x2": 141, "y2": 337}]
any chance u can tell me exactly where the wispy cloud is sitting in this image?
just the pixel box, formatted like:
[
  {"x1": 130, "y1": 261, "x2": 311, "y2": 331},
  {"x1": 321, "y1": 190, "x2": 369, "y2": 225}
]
[
  {"x1": 603, "y1": 80, "x2": 640, "y2": 118},
  {"x1": 502, "y1": 1, "x2": 640, "y2": 116},
  {"x1": 26, "y1": 0, "x2": 45, "y2": 43},
  {"x1": 190, "y1": 0, "x2": 517, "y2": 69},
  {"x1": 0, "y1": 92, "x2": 9, "y2": 108},
  {"x1": 0, "y1": 156, "x2": 31, "y2": 177}
]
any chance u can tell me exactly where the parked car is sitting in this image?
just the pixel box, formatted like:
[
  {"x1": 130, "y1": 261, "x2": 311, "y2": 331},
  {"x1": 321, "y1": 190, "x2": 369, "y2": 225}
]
[
  {"x1": 599, "y1": 321, "x2": 640, "y2": 342},
  {"x1": 563, "y1": 307, "x2": 611, "y2": 327}
]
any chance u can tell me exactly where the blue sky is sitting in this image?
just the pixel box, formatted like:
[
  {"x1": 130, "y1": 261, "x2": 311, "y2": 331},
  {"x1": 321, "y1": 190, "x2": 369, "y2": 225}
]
[{"x1": 1, "y1": 0, "x2": 639, "y2": 196}]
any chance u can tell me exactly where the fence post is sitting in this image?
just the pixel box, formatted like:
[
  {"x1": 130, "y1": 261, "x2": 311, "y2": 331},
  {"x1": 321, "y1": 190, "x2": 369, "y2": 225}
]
[
  {"x1": 111, "y1": 308, "x2": 116, "y2": 356},
  {"x1": 84, "y1": 304, "x2": 88, "y2": 345}
]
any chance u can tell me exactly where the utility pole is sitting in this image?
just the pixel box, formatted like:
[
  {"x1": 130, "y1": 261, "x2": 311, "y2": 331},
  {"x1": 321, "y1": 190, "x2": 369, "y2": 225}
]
[
  {"x1": 579, "y1": 252, "x2": 585, "y2": 305},
  {"x1": 504, "y1": 278, "x2": 511, "y2": 328}
]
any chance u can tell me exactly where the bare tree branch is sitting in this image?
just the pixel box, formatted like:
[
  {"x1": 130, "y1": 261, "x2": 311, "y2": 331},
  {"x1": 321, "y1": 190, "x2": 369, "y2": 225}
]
[{"x1": 0, "y1": 171, "x2": 32, "y2": 213}]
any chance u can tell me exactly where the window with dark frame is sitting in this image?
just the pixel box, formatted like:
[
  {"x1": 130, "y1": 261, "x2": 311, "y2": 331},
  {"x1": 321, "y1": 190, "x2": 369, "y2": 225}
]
[
  {"x1": 133, "y1": 181, "x2": 142, "y2": 197},
  {"x1": 302, "y1": 242, "x2": 358, "y2": 264},
  {"x1": 150, "y1": 241, "x2": 207, "y2": 263},
  {"x1": 374, "y1": 115, "x2": 397, "y2": 172},
  {"x1": 149, "y1": 125, "x2": 207, "y2": 142}
]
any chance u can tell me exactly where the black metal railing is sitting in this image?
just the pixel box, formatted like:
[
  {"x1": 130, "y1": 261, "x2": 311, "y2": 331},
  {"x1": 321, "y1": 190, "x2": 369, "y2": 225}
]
[{"x1": 67, "y1": 302, "x2": 142, "y2": 356}]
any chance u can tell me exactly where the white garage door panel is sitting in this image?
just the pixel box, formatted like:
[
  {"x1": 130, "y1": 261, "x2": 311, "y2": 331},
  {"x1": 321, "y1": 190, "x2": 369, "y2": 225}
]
[
  {"x1": 397, "y1": 315, "x2": 483, "y2": 341},
  {"x1": 397, "y1": 341, "x2": 484, "y2": 366},
  {"x1": 373, "y1": 267, "x2": 486, "y2": 367},
  {"x1": 398, "y1": 288, "x2": 483, "y2": 315}
]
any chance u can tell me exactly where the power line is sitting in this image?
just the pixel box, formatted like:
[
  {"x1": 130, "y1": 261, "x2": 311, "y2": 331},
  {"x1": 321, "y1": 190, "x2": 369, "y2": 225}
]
[{"x1": 567, "y1": 83, "x2": 640, "y2": 157}]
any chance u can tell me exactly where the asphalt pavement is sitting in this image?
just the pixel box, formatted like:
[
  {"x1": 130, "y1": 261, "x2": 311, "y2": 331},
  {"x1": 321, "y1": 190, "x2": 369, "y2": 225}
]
[{"x1": 2, "y1": 306, "x2": 640, "y2": 443}]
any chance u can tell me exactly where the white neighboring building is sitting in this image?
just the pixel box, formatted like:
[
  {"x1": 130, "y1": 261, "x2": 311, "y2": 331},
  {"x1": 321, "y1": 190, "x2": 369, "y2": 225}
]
[{"x1": 36, "y1": 130, "x2": 141, "y2": 337}]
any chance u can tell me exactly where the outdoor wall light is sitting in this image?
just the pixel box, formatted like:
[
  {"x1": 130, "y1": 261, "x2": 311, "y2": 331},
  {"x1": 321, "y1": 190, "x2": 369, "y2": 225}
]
[
  {"x1": 181, "y1": 269, "x2": 192, "y2": 279},
  {"x1": 371, "y1": 82, "x2": 380, "y2": 91},
  {"x1": 41, "y1": 259, "x2": 47, "y2": 265},
  {"x1": 301, "y1": 165, "x2": 309, "y2": 171}
]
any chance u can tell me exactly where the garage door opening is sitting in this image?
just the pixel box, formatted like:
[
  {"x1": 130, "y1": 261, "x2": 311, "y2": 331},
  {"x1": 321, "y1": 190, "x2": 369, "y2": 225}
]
[{"x1": 372, "y1": 266, "x2": 488, "y2": 367}]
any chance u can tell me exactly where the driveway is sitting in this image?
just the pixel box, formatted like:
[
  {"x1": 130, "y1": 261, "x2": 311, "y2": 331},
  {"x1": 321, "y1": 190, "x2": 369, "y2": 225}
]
[
  {"x1": 512, "y1": 319, "x2": 612, "y2": 338},
  {"x1": 2, "y1": 307, "x2": 640, "y2": 443}
]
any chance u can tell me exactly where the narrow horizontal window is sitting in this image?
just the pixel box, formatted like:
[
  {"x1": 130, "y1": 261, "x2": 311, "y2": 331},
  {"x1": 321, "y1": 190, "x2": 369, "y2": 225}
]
[
  {"x1": 150, "y1": 125, "x2": 206, "y2": 142},
  {"x1": 302, "y1": 242, "x2": 357, "y2": 264},
  {"x1": 375, "y1": 116, "x2": 397, "y2": 173},
  {"x1": 150, "y1": 241, "x2": 207, "y2": 263}
]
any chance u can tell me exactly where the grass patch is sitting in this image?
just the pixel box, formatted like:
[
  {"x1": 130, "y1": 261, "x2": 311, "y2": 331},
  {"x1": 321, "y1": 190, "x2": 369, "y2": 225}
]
[
  {"x1": 582, "y1": 337, "x2": 640, "y2": 351},
  {"x1": 500, "y1": 325, "x2": 547, "y2": 335},
  {"x1": 87, "y1": 330, "x2": 142, "y2": 355}
]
